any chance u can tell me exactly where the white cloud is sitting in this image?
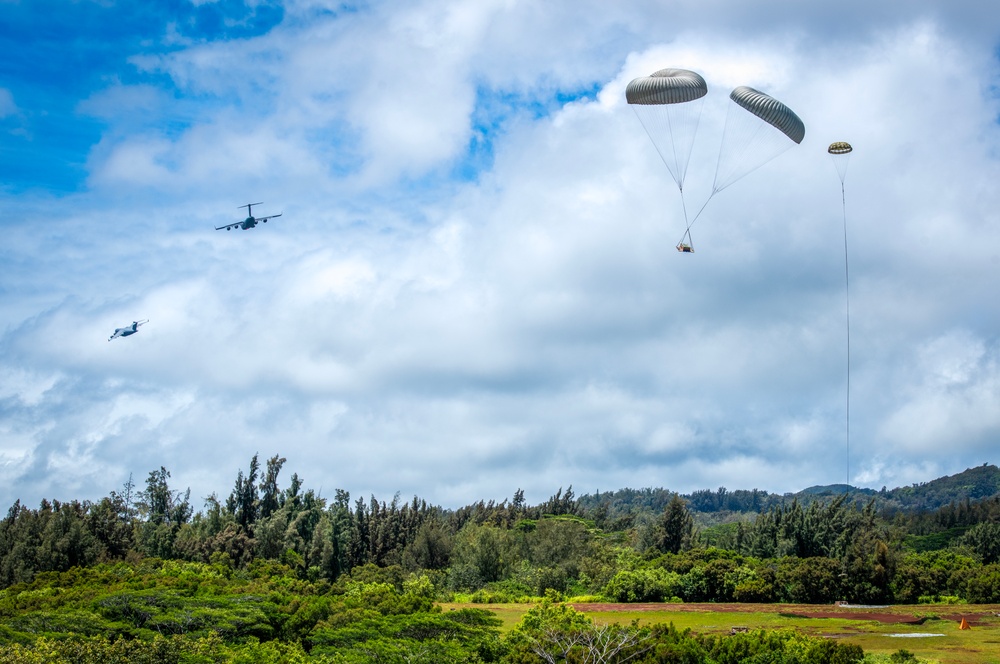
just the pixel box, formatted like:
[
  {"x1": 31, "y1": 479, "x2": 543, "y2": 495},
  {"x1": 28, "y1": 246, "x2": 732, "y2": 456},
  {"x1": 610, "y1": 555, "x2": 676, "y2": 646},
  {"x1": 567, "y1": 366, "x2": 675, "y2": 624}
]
[
  {"x1": 0, "y1": 88, "x2": 16, "y2": 117},
  {"x1": 2, "y1": 3, "x2": 1000, "y2": 507},
  {"x1": 878, "y1": 331, "x2": 1000, "y2": 453}
]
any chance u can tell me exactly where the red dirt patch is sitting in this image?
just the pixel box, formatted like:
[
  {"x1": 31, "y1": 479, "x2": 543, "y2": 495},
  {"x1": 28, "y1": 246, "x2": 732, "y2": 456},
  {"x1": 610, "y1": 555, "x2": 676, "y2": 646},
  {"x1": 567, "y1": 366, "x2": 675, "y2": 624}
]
[{"x1": 570, "y1": 603, "x2": 993, "y2": 626}]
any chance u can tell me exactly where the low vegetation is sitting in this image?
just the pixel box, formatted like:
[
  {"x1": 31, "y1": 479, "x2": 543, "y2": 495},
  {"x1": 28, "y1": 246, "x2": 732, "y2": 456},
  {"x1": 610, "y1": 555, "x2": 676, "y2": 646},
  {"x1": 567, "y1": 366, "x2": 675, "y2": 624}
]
[{"x1": 2, "y1": 457, "x2": 999, "y2": 661}]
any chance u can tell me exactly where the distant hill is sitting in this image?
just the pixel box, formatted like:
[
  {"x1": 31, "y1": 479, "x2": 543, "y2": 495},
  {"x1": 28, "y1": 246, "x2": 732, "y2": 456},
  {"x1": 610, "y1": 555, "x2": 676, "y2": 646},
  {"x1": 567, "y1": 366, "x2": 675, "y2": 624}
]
[
  {"x1": 575, "y1": 464, "x2": 1000, "y2": 519},
  {"x1": 882, "y1": 463, "x2": 1000, "y2": 511},
  {"x1": 794, "y1": 484, "x2": 876, "y2": 497}
]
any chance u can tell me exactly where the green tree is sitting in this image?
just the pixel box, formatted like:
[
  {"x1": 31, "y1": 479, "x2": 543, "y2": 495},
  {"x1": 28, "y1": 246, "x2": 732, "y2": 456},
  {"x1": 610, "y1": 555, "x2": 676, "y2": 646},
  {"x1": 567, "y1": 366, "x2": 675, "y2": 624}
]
[
  {"x1": 966, "y1": 563, "x2": 1000, "y2": 603},
  {"x1": 258, "y1": 454, "x2": 286, "y2": 520},
  {"x1": 959, "y1": 522, "x2": 1000, "y2": 564},
  {"x1": 405, "y1": 518, "x2": 453, "y2": 571},
  {"x1": 507, "y1": 597, "x2": 651, "y2": 663},
  {"x1": 134, "y1": 468, "x2": 191, "y2": 559},
  {"x1": 226, "y1": 454, "x2": 261, "y2": 533},
  {"x1": 137, "y1": 468, "x2": 191, "y2": 526},
  {"x1": 604, "y1": 567, "x2": 683, "y2": 602},
  {"x1": 655, "y1": 495, "x2": 694, "y2": 555},
  {"x1": 776, "y1": 556, "x2": 842, "y2": 603},
  {"x1": 37, "y1": 501, "x2": 102, "y2": 573},
  {"x1": 451, "y1": 524, "x2": 518, "y2": 588},
  {"x1": 86, "y1": 494, "x2": 134, "y2": 559}
]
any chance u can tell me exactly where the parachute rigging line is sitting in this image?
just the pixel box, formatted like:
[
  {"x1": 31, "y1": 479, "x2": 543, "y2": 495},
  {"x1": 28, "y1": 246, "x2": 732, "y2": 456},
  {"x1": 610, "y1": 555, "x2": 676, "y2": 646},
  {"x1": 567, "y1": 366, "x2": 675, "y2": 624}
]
[
  {"x1": 677, "y1": 103, "x2": 739, "y2": 244},
  {"x1": 829, "y1": 141, "x2": 853, "y2": 487}
]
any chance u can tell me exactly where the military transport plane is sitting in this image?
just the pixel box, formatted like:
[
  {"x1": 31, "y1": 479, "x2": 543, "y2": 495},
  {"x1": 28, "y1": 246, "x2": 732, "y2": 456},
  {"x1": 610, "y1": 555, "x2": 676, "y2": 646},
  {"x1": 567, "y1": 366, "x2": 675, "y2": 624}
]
[
  {"x1": 109, "y1": 320, "x2": 148, "y2": 341},
  {"x1": 216, "y1": 202, "x2": 283, "y2": 231}
]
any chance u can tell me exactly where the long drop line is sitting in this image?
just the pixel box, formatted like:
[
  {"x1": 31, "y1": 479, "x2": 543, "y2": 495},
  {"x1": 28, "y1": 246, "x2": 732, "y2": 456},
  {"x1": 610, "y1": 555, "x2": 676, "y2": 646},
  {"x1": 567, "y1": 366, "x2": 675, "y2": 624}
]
[
  {"x1": 828, "y1": 141, "x2": 853, "y2": 489},
  {"x1": 841, "y1": 179, "x2": 851, "y2": 488}
]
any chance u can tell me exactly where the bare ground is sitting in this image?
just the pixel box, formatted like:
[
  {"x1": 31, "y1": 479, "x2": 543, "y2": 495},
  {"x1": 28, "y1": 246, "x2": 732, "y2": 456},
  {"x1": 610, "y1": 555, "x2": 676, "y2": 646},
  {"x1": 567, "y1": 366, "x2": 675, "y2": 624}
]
[{"x1": 570, "y1": 602, "x2": 997, "y2": 626}]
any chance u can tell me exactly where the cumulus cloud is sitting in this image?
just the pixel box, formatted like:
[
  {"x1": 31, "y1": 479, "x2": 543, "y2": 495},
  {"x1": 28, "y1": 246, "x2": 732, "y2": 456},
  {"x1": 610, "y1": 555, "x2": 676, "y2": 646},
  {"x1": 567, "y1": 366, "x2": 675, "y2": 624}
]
[
  {"x1": 878, "y1": 331, "x2": 1000, "y2": 452},
  {"x1": 1, "y1": 1, "x2": 999, "y2": 508},
  {"x1": 0, "y1": 88, "x2": 16, "y2": 117}
]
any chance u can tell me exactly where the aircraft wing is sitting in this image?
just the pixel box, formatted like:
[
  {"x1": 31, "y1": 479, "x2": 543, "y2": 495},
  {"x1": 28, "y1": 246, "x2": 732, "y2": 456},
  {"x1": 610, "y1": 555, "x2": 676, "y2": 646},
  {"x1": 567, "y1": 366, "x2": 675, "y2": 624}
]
[
  {"x1": 258, "y1": 213, "x2": 282, "y2": 222},
  {"x1": 216, "y1": 223, "x2": 239, "y2": 231}
]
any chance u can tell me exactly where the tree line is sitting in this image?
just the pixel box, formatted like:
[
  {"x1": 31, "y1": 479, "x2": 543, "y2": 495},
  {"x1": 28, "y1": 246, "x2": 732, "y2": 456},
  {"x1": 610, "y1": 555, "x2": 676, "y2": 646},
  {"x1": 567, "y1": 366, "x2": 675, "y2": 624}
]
[{"x1": 3, "y1": 455, "x2": 1000, "y2": 605}]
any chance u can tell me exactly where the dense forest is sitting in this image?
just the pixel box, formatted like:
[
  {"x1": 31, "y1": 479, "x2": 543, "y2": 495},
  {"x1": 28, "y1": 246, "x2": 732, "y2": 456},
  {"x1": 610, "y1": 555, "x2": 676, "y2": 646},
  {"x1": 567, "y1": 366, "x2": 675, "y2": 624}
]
[{"x1": 2, "y1": 457, "x2": 1000, "y2": 662}]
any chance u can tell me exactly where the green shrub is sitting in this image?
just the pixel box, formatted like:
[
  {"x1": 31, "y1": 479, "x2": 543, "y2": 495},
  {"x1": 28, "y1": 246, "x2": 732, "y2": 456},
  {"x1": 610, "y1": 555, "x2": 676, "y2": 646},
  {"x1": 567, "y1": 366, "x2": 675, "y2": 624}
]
[
  {"x1": 604, "y1": 568, "x2": 683, "y2": 602},
  {"x1": 917, "y1": 594, "x2": 964, "y2": 604}
]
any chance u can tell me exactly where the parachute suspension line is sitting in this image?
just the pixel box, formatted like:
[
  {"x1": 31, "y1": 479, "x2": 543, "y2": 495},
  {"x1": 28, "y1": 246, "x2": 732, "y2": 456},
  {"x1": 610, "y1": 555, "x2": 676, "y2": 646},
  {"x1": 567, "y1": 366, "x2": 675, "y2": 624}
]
[
  {"x1": 714, "y1": 119, "x2": 794, "y2": 195},
  {"x1": 710, "y1": 101, "x2": 762, "y2": 195},
  {"x1": 665, "y1": 105, "x2": 684, "y2": 189},
  {"x1": 679, "y1": 185, "x2": 690, "y2": 227},
  {"x1": 675, "y1": 179, "x2": 693, "y2": 251},
  {"x1": 670, "y1": 100, "x2": 705, "y2": 191},
  {"x1": 680, "y1": 101, "x2": 768, "y2": 243},
  {"x1": 677, "y1": 226, "x2": 694, "y2": 252},
  {"x1": 679, "y1": 99, "x2": 734, "y2": 241},
  {"x1": 680, "y1": 195, "x2": 713, "y2": 247}
]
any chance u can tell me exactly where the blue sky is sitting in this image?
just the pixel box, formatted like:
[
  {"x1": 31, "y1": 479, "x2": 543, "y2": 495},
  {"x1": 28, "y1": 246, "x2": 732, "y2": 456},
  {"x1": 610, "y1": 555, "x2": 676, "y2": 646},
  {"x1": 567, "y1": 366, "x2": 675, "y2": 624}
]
[
  {"x1": 2, "y1": 0, "x2": 1000, "y2": 510},
  {"x1": 0, "y1": 0, "x2": 285, "y2": 192}
]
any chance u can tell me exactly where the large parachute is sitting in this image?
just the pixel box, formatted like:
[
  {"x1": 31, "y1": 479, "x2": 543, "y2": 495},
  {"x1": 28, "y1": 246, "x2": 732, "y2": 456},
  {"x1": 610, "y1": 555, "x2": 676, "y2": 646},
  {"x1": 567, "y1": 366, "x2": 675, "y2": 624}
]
[
  {"x1": 627, "y1": 71, "x2": 805, "y2": 252},
  {"x1": 626, "y1": 69, "x2": 708, "y2": 193},
  {"x1": 713, "y1": 86, "x2": 805, "y2": 194}
]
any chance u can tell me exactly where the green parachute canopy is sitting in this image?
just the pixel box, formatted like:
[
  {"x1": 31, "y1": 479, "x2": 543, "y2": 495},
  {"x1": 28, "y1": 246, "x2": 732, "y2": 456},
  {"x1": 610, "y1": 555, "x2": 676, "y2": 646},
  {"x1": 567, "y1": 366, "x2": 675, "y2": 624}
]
[
  {"x1": 829, "y1": 141, "x2": 853, "y2": 183},
  {"x1": 828, "y1": 141, "x2": 853, "y2": 155}
]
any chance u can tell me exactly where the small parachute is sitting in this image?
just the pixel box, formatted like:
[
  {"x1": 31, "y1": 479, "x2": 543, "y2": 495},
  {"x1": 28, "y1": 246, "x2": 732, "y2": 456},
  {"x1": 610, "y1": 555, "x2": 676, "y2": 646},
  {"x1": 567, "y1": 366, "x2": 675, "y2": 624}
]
[{"x1": 829, "y1": 141, "x2": 853, "y2": 184}]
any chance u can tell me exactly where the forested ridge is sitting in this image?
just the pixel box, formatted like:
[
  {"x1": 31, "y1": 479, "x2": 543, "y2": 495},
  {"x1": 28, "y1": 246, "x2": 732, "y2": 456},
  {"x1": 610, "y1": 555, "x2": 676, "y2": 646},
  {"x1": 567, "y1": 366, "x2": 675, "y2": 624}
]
[{"x1": 2, "y1": 458, "x2": 1000, "y2": 662}]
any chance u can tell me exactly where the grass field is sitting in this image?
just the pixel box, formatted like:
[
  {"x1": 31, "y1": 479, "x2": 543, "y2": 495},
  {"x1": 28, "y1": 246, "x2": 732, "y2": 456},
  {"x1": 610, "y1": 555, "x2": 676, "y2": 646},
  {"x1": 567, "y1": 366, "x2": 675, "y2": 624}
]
[{"x1": 439, "y1": 601, "x2": 1000, "y2": 664}]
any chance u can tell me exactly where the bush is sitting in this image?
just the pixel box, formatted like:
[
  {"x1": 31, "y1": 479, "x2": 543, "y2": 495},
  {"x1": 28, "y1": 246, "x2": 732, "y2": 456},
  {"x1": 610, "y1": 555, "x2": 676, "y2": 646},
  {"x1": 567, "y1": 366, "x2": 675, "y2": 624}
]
[
  {"x1": 776, "y1": 557, "x2": 842, "y2": 603},
  {"x1": 604, "y1": 568, "x2": 683, "y2": 603},
  {"x1": 965, "y1": 564, "x2": 1000, "y2": 603},
  {"x1": 469, "y1": 578, "x2": 533, "y2": 603},
  {"x1": 447, "y1": 562, "x2": 482, "y2": 592},
  {"x1": 733, "y1": 578, "x2": 774, "y2": 603},
  {"x1": 565, "y1": 594, "x2": 605, "y2": 603},
  {"x1": 889, "y1": 649, "x2": 920, "y2": 663},
  {"x1": 916, "y1": 594, "x2": 964, "y2": 604}
]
